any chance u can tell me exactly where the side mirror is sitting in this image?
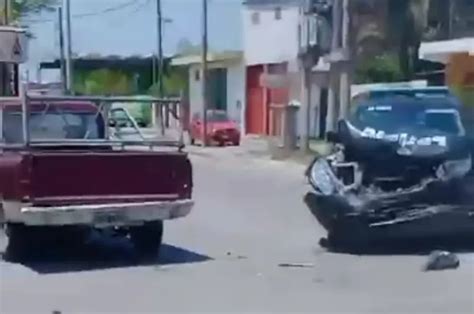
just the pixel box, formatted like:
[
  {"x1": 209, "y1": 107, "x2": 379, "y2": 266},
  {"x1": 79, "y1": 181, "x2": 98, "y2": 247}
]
[
  {"x1": 108, "y1": 119, "x2": 117, "y2": 127},
  {"x1": 326, "y1": 131, "x2": 340, "y2": 143}
]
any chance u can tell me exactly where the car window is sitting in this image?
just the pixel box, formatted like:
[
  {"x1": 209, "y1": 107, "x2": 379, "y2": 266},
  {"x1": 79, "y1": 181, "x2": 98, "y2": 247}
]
[
  {"x1": 207, "y1": 111, "x2": 229, "y2": 122},
  {"x1": 352, "y1": 103, "x2": 463, "y2": 135},
  {"x1": 2, "y1": 111, "x2": 102, "y2": 143}
]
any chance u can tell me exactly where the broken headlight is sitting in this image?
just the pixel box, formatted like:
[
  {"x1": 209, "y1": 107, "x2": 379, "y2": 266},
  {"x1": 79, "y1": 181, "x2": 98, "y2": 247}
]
[
  {"x1": 436, "y1": 155, "x2": 472, "y2": 181},
  {"x1": 308, "y1": 158, "x2": 337, "y2": 195}
]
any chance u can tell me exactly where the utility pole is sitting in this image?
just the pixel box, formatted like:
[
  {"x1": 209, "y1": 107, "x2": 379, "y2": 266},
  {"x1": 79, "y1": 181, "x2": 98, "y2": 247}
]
[
  {"x1": 201, "y1": 0, "x2": 208, "y2": 147},
  {"x1": 154, "y1": 0, "x2": 166, "y2": 134},
  {"x1": 339, "y1": 0, "x2": 351, "y2": 120},
  {"x1": 64, "y1": 0, "x2": 74, "y2": 95},
  {"x1": 326, "y1": 0, "x2": 342, "y2": 133},
  {"x1": 157, "y1": 0, "x2": 164, "y2": 97},
  {"x1": 3, "y1": 0, "x2": 11, "y2": 24},
  {"x1": 156, "y1": 0, "x2": 169, "y2": 128},
  {"x1": 57, "y1": 7, "x2": 67, "y2": 93},
  {"x1": 300, "y1": 5, "x2": 312, "y2": 153},
  {"x1": 447, "y1": 0, "x2": 454, "y2": 38}
]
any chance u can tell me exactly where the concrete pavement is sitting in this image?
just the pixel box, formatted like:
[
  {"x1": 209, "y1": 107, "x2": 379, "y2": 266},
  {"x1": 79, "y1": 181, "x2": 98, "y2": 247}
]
[{"x1": 1, "y1": 148, "x2": 473, "y2": 313}]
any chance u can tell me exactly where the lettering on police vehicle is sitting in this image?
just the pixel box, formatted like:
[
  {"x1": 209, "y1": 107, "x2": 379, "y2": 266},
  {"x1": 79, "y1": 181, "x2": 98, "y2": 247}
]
[{"x1": 361, "y1": 127, "x2": 447, "y2": 147}]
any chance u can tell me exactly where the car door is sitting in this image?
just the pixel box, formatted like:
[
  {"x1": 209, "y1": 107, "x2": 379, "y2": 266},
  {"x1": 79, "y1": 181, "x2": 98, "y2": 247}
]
[{"x1": 191, "y1": 113, "x2": 202, "y2": 141}]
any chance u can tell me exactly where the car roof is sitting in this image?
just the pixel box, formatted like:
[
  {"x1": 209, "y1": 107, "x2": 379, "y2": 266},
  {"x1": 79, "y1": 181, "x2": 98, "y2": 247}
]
[
  {"x1": 354, "y1": 87, "x2": 462, "y2": 111},
  {"x1": 0, "y1": 100, "x2": 98, "y2": 113},
  {"x1": 357, "y1": 96, "x2": 461, "y2": 110}
]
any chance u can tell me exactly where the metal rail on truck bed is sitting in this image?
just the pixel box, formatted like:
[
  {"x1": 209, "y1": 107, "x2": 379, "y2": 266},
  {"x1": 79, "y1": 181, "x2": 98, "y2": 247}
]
[{"x1": 0, "y1": 87, "x2": 185, "y2": 150}]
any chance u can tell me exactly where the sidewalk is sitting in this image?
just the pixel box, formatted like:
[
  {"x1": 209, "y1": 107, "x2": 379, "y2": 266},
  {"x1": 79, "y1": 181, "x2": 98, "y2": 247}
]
[
  {"x1": 186, "y1": 135, "x2": 332, "y2": 166},
  {"x1": 114, "y1": 127, "x2": 332, "y2": 165}
]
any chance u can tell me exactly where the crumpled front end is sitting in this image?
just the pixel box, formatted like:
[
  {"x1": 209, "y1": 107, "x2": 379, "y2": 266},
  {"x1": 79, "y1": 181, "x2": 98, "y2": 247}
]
[{"x1": 304, "y1": 151, "x2": 474, "y2": 252}]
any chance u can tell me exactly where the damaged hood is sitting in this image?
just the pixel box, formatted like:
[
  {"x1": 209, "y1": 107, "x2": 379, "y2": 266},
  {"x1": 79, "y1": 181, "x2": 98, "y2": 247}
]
[{"x1": 340, "y1": 120, "x2": 471, "y2": 160}]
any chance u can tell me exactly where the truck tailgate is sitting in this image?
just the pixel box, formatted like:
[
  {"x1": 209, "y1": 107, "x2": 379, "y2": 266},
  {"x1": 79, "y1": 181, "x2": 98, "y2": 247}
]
[{"x1": 23, "y1": 151, "x2": 192, "y2": 205}]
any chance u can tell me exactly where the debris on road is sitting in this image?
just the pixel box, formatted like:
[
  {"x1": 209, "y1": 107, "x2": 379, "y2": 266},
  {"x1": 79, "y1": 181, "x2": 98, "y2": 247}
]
[
  {"x1": 278, "y1": 262, "x2": 315, "y2": 268},
  {"x1": 424, "y1": 251, "x2": 460, "y2": 271},
  {"x1": 226, "y1": 251, "x2": 248, "y2": 260}
]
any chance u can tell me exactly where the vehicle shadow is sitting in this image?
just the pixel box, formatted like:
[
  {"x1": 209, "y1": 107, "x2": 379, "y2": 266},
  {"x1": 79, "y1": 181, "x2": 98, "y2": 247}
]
[
  {"x1": 0, "y1": 232, "x2": 212, "y2": 274},
  {"x1": 320, "y1": 236, "x2": 474, "y2": 256}
]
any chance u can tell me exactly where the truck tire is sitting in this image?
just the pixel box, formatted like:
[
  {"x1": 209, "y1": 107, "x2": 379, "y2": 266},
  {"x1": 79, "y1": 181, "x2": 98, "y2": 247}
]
[
  {"x1": 5, "y1": 224, "x2": 87, "y2": 261},
  {"x1": 129, "y1": 221, "x2": 163, "y2": 258},
  {"x1": 5, "y1": 224, "x2": 32, "y2": 261}
]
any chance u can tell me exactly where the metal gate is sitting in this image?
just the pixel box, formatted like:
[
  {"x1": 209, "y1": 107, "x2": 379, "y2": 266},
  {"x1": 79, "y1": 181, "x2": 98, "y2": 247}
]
[{"x1": 0, "y1": 86, "x2": 185, "y2": 150}]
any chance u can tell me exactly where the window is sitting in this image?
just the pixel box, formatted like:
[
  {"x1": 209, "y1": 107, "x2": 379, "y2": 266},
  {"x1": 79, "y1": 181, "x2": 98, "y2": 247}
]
[
  {"x1": 275, "y1": 7, "x2": 282, "y2": 20},
  {"x1": 194, "y1": 69, "x2": 200, "y2": 81},
  {"x1": 352, "y1": 104, "x2": 463, "y2": 135},
  {"x1": 2, "y1": 111, "x2": 102, "y2": 143},
  {"x1": 251, "y1": 12, "x2": 260, "y2": 25}
]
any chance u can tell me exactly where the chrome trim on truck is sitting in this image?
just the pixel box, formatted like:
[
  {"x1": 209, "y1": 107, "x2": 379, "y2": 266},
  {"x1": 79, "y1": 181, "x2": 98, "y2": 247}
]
[{"x1": 18, "y1": 200, "x2": 194, "y2": 227}]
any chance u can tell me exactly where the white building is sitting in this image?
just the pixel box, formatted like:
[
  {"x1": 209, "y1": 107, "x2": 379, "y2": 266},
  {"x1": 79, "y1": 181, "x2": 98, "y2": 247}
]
[
  {"x1": 242, "y1": 0, "x2": 329, "y2": 138},
  {"x1": 242, "y1": 0, "x2": 302, "y2": 67},
  {"x1": 172, "y1": 51, "x2": 246, "y2": 131}
]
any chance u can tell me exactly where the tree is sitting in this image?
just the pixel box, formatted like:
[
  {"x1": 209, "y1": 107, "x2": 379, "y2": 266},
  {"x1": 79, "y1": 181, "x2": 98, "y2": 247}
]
[
  {"x1": 149, "y1": 71, "x2": 187, "y2": 97},
  {"x1": 74, "y1": 69, "x2": 131, "y2": 96},
  {"x1": 1, "y1": 0, "x2": 58, "y2": 23},
  {"x1": 351, "y1": 0, "x2": 430, "y2": 80},
  {"x1": 389, "y1": 0, "x2": 429, "y2": 80},
  {"x1": 355, "y1": 53, "x2": 404, "y2": 84}
]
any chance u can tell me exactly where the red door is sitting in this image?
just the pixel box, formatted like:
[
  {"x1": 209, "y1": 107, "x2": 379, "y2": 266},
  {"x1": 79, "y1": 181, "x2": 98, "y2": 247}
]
[
  {"x1": 246, "y1": 65, "x2": 265, "y2": 135},
  {"x1": 246, "y1": 88, "x2": 265, "y2": 134}
]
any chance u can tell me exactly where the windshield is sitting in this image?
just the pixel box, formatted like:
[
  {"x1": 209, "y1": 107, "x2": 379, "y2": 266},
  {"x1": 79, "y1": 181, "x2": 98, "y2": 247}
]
[
  {"x1": 352, "y1": 104, "x2": 464, "y2": 135},
  {"x1": 207, "y1": 111, "x2": 229, "y2": 122},
  {"x1": 2, "y1": 111, "x2": 104, "y2": 144}
]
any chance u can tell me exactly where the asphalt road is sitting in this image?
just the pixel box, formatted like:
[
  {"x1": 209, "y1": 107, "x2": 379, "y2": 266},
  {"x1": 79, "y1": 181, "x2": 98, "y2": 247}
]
[{"x1": 1, "y1": 148, "x2": 473, "y2": 313}]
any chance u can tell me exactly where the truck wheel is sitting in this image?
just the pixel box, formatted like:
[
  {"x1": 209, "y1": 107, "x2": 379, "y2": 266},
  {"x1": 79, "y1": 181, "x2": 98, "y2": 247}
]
[{"x1": 130, "y1": 221, "x2": 163, "y2": 258}]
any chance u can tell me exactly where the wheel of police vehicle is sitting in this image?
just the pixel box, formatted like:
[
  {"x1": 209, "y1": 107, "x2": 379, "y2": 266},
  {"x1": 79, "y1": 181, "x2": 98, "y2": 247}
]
[{"x1": 129, "y1": 221, "x2": 164, "y2": 258}]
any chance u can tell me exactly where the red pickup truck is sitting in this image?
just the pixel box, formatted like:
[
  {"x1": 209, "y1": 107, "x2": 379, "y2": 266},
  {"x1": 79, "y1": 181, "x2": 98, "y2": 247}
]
[{"x1": 0, "y1": 96, "x2": 193, "y2": 260}]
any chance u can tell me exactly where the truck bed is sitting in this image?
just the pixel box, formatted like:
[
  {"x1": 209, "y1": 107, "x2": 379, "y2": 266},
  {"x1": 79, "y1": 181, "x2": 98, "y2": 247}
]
[{"x1": 0, "y1": 150, "x2": 192, "y2": 206}]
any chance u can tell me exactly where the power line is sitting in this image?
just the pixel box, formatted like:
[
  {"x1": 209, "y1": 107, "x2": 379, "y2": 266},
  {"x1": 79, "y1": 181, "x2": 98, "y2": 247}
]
[
  {"x1": 72, "y1": 0, "x2": 139, "y2": 18},
  {"x1": 23, "y1": 0, "x2": 149, "y2": 24}
]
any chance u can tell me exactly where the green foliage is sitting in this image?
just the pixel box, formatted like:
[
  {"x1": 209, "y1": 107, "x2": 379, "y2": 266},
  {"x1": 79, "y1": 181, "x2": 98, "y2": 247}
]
[
  {"x1": 138, "y1": 100, "x2": 152, "y2": 127},
  {"x1": 352, "y1": 0, "x2": 430, "y2": 80},
  {"x1": 354, "y1": 53, "x2": 404, "y2": 84},
  {"x1": 452, "y1": 86, "x2": 474, "y2": 107},
  {"x1": 5, "y1": 0, "x2": 58, "y2": 21},
  {"x1": 148, "y1": 68, "x2": 187, "y2": 97},
  {"x1": 451, "y1": 86, "x2": 474, "y2": 135},
  {"x1": 74, "y1": 69, "x2": 131, "y2": 95}
]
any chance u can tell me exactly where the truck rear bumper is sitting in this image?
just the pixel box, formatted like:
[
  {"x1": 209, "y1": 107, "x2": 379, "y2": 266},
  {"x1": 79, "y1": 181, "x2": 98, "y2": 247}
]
[{"x1": 3, "y1": 199, "x2": 194, "y2": 227}]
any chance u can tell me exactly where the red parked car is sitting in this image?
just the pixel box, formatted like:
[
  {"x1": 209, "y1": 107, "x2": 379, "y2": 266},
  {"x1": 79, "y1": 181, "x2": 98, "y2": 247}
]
[{"x1": 190, "y1": 110, "x2": 240, "y2": 146}]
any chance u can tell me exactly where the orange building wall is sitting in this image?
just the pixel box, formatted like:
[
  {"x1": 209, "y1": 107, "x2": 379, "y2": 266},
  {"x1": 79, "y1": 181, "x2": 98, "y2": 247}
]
[
  {"x1": 447, "y1": 53, "x2": 474, "y2": 133},
  {"x1": 446, "y1": 53, "x2": 474, "y2": 87}
]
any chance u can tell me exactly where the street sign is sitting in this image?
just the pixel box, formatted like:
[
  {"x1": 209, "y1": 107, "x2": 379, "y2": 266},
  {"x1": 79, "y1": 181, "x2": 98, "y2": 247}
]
[{"x1": 0, "y1": 27, "x2": 28, "y2": 63}]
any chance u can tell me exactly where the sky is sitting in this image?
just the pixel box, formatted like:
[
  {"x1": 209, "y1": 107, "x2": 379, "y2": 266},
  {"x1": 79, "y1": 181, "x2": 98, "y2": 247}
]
[{"x1": 24, "y1": 0, "x2": 243, "y2": 81}]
